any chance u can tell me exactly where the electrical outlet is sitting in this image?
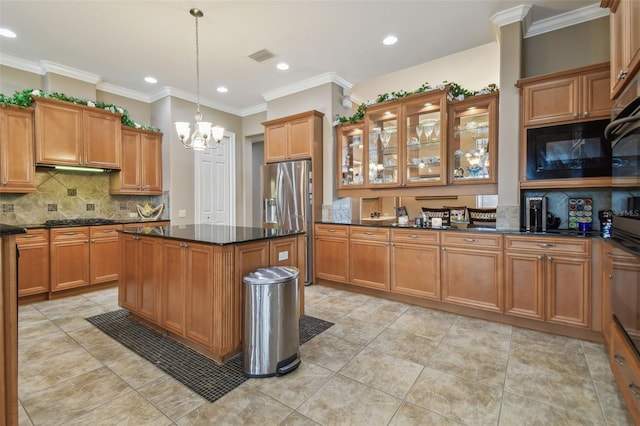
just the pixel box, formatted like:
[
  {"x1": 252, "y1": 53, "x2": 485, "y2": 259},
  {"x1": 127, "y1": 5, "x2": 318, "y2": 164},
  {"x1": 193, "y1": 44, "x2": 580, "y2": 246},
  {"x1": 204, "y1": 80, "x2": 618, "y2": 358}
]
[
  {"x1": 278, "y1": 251, "x2": 289, "y2": 261},
  {"x1": 178, "y1": 209, "x2": 187, "y2": 217}
]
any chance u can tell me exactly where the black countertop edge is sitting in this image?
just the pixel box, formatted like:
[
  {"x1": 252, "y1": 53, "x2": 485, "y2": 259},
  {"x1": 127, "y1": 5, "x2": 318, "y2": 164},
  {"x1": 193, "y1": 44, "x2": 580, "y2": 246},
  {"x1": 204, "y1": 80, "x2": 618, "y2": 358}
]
[
  {"x1": 316, "y1": 220, "x2": 603, "y2": 238},
  {"x1": 0, "y1": 224, "x2": 27, "y2": 236},
  {"x1": 17, "y1": 218, "x2": 169, "y2": 229},
  {"x1": 120, "y1": 224, "x2": 305, "y2": 246}
]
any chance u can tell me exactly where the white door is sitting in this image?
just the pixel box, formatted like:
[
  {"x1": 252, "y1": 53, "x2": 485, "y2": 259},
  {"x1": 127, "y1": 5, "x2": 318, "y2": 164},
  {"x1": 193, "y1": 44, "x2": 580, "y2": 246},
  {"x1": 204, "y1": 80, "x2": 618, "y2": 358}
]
[{"x1": 195, "y1": 132, "x2": 236, "y2": 226}]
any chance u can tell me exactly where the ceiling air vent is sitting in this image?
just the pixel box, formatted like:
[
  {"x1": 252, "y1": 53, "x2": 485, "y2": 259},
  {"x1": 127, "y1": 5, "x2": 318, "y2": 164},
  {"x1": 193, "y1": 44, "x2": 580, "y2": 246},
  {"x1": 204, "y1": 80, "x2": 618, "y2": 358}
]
[{"x1": 248, "y1": 49, "x2": 275, "y2": 63}]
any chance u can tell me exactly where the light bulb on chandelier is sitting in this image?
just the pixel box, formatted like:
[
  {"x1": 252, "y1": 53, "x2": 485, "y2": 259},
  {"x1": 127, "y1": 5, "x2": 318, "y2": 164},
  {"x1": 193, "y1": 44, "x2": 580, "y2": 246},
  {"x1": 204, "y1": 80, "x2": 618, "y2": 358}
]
[{"x1": 175, "y1": 8, "x2": 224, "y2": 150}]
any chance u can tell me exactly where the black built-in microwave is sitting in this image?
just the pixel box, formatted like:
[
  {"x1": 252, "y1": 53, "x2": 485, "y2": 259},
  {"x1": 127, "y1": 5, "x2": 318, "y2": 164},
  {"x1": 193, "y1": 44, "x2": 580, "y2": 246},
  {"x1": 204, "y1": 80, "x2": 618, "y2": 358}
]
[{"x1": 526, "y1": 119, "x2": 611, "y2": 180}]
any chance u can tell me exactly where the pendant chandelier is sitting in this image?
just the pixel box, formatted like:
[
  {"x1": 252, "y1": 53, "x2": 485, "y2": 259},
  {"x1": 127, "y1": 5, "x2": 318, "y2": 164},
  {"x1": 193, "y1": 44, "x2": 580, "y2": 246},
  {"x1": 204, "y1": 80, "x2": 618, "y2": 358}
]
[{"x1": 175, "y1": 8, "x2": 224, "y2": 151}]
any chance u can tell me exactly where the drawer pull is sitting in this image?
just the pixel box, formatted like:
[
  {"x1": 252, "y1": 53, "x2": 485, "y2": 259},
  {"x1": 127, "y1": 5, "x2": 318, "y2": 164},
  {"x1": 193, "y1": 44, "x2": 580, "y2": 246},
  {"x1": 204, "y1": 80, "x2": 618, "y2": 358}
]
[
  {"x1": 101, "y1": 230, "x2": 114, "y2": 233},
  {"x1": 21, "y1": 234, "x2": 37, "y2": 239},
  {"x1": 364, "y1": 231, "x2": 374, "y2": 235},
  {"x1": 63, "y1": 232, "x2": 77, "y2": 236},
  {"x1": 614, "y1": 353, "x2": 625, "y2": 366},
  {"x1": 463, "y1": 238, "x2": 478, "y2": 243},
  {"x1": 630, "y1": 384, "x2": 640, "y2": 399},
  {"x1": 537, "y1": 243, "x2": 556, "y2": 248},
  {"x1": 409, "y1": 235, "x2": 419, "y2": 239},
  {"x1": 327, "y1": 229, "x2": 336, "y2": 233}
]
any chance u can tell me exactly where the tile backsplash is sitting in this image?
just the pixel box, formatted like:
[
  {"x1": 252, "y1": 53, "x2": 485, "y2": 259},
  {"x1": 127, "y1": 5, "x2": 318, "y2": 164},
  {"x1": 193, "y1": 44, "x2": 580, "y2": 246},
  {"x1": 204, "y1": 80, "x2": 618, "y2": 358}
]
[{"x1": 0, "y1": 169, "x2": 168, "y2": 226}]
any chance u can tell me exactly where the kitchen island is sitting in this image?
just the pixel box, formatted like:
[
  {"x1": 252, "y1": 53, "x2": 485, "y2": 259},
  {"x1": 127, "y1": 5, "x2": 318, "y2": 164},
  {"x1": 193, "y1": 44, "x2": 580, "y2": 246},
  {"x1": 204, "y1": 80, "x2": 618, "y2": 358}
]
[{"x1": 119, "y1": 224, "x2": 305, "y2": 362}]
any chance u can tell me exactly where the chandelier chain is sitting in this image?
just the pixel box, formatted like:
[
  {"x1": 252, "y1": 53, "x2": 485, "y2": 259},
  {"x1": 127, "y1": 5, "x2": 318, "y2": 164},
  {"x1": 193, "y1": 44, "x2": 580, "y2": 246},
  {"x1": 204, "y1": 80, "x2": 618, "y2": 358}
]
[{"x1": 195, "y1": 12, "x2": 201, "y2": 115}]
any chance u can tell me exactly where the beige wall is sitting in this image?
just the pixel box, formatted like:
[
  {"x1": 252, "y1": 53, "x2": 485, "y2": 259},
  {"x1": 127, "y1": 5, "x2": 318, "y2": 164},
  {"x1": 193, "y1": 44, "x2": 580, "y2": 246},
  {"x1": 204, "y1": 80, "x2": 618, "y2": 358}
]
[
  {"x1": 0, "y1": 65, "x2": 40, "y2": 95},
  {"x1": 97, "y1": 91, "x2": 151, "y2": 127},
  {"x1": 523, "y1": 17, "x2": 609, "y2": 77},
  {"x1": 43, "y1": 73, "x2": 96, "y2": 101},
  {"x1": 239, "y1": 111, "x2": 267, "y2": 226}
]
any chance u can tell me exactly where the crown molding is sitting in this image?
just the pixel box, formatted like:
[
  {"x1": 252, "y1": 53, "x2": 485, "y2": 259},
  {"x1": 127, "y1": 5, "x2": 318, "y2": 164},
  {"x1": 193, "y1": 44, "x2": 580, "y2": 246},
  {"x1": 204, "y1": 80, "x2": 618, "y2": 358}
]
[
  {"x1": 96, "y1": 82, "x2": 150, "y2": 103},
  {"x1": 241, "y1": 103, "x2": 267, "y2": 116},
  {"x1": 262, "y1": 72, "x2": 352, "y2": 102},
  {"x1": 525, "y1": 3, "x2": 609, "y2": 38},
  {"x1": 0, "y1": 54, "x2": 42, "y2": 75},
  {"x1": 490, "y1": 4, "x2": 532, "y2": 29},
  {"x1": 40, "y1": 60, "x2": 102, "y2": 84},
  {"x1": 159, "y1": 87, "x2": 243, "y2": 117}
]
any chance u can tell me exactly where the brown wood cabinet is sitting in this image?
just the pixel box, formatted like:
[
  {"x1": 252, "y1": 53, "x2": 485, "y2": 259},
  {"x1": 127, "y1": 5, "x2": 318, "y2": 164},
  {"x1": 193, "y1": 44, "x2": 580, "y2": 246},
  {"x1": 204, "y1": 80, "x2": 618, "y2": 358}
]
[
  {"x1": 1, "y1": 234, "x2": 19, "y2": 426},
  {"x1": 262, "y1": 110, "x2": 323, "y2": 163},
  {"x1": 610, "y1": 322, "x2": 640, "y2": 423},
  {"x1": 34, "y1": 97, "x2": 121, "y2": 169},
  {"x1": 504, "y1": 235, "x2": 591, "y2": 328},
  {"x1": 390, "y1": 228, "x2": 440, "y2": 300},
  {"x1": 440, "y1": 232, "x2": 503, "y2": 313},
  {"x1": 16, "y1": 229, "x2": 49, "y2": 297},
  {"x1": 602, "y1": 0, "x2": 640, "y2": 99},
  {"x1": 518, "y1": 63, "x2": 612, "y2": 127},
  {"x1": 0, "y1": 106, "x2": 36, "y2": 193},
  {"x1": 110, "y1": 128, "x2": 163, "y2": 195},
  {"x1": 120, "y1": 233, "x2": 162, "y2": 322},
  {"x1": 314, "y1": 224, "x2": 349, "y2": 283},
  {"x1": 51, "y1": 224, "x2": 123, "y2": 292},
  {"x1": 349, "y1": 226, "x2": 390, "y2": 291}
]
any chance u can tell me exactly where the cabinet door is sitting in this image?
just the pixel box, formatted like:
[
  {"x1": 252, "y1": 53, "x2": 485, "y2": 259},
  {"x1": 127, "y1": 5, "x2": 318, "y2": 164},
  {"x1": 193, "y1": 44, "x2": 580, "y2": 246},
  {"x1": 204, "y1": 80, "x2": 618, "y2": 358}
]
[
  {"x1": 349, "y1": 239, "x2": 390, "y2": 290},
  {"x1": 162, "y1": 241, "x2": 185, "y2": 335},
  {"x1": 16, "y1": 230, "x2": 49, "y2": 297},
  {"x1": 0, "y1": 107, "x2": 36, "y2": 193},
  {"x1": 35, "y1": 100, "x2": 83, "y2": 165},
  {"x1": 441, "y1": 247, "x2": 503, "y2": 312},
  {"x1": 504, "y1": 251, "x2": 545, "y2": 321},
  {"x1": 83, "y1": 109, "x2": 121, "y2": 169},
  {"x1": 546, "y1": 255, "x2": 591, "y2": 328},
  {"x1": 581, "y1": 69, "x2": 613, "y2": 120},
  {"x1": 270, "y1": 237, "x2": 297, "y2": 267},
  {"x1": 336, "y1": 122, "x2": 365, "y2": 189},
  {"x1": 365, "y1": 104, "x2": 399, "y2": 187},
  {"x1": 113, "y1": 129, "x2": 141, "y2": 192},
  {"x1": 138, "y1": 236, "x2": 161, "y2": 322},
  {"x1": 90, "y1": 226, "x2": 121, "y2": 284},
  {"x1": 50, "y1": 229, "x2": 90, "y2": 292},
  {"x1": 185, "y1": 243, "x2": 214, "y2": 348},
  {"x1": 314, "y1": 236, "x2": 349, "y2": 283},
  {"x1": 287, "y1": 116, "x2": 312, "y2": 159},
  {"x1": 120, "y1": 234, "x2": 140, "y2": 311},
  {"x1": 391, "y1": 242, "x2": 439, "y2": 300},
  {"x1": 140, "y1": 132, "x2": 162, "y2": 193},
  {"x1": 521, "y1": 76, "x2": 580, "y2": 126},
  {"x1": 264, "y1": 123, "x2": 288, "y2": 163}
]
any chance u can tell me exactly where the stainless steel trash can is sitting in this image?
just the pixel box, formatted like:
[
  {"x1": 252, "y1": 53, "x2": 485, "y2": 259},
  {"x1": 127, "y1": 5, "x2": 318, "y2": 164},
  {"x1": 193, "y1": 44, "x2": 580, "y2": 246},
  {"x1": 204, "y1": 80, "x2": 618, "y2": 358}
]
[{"x1": 243, "y1": 266, "x2": 301, "y2": 378}]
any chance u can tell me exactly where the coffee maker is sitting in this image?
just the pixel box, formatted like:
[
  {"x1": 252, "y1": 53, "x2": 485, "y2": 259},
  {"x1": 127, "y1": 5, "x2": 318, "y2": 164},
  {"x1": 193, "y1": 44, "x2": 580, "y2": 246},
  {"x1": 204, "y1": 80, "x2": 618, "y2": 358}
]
[{"x1": 525, "y1": 197, "x2": 547, "y2": 232}]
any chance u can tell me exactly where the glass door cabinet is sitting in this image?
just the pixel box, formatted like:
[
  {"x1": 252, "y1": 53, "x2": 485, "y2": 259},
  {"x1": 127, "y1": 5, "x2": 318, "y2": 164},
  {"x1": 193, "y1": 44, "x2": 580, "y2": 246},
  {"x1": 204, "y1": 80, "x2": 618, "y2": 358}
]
[
  {"x1": 337, "y1": 122, "x2": 365, "y2": 188},
  {"x1": 449, "y1": 92, "x2": 498, "y2": 184},
  {"x1": 364, "y1": 104, "x2": 399, "y2": 187},
  {"x1": 402, "y1": 91, "x2": 447, "y2": 187}
]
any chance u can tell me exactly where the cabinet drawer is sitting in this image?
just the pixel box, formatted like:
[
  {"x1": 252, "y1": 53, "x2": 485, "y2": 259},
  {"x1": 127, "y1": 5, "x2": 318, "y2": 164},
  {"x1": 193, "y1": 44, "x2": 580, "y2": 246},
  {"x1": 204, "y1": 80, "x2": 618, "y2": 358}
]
[
  {"x1": 90, "y1": 224, "x2": 122, "y2": 239},
  {"x1": 50, "y1": 227, "x2": 90, "y2": 241},
  {"x1": 611, "y1": 324, "x2": 640, "y2": 419},
  {"x1": 441, "y1": 231, "x2": 502, "y2": 249},
  {"x1": 17, "y1": 228, "x2": 49, "y2": 245},
  {"x1": 122, "y1": 221, "x2": 170, "y2": 229},
  {"x1": 350, "y1": 226, "x2": 389, "y2": 241},
  {"x1": 315, "y1": 224, "x2": 349, "y2": 238},
  {"x1": 391, "y1": 228, "x2": 439, "y2": 245},
  {"x1": 505, "y1": 236, "x2": 590, "y2": 255}
]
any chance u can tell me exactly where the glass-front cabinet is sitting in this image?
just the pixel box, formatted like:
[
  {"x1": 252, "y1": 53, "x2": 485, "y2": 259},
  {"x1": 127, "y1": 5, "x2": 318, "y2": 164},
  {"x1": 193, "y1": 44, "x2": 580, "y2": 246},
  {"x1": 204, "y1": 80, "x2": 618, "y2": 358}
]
[
  {"x1": 365, "y1": 104, "x2": 399, "y2": 187},
  {"x1": 449, "y1": 92, "x2": 498, "y2": 184},
  {"x1": 337, "y1": 122, "x2": 365, "y2": 188},
  {"x1": 402, "y1": 91, "x2": 447, "y2": 187}
]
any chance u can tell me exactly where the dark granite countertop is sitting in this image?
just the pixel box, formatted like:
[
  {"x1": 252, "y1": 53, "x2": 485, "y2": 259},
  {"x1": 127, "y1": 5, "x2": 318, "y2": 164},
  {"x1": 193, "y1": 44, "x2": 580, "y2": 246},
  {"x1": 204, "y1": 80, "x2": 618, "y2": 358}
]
[
  {"x1": 0, "y1": 224, "x2": 27, "y2": 236},
  {"x1": 316, "y1": 220, "x2": 602, "y2": 238},
  {"x1": 18, "y1": 218, "x2": 169, "y2": 229},
  {"x1": 120, "y1": 224, "x2": 304, "y2": 246}
]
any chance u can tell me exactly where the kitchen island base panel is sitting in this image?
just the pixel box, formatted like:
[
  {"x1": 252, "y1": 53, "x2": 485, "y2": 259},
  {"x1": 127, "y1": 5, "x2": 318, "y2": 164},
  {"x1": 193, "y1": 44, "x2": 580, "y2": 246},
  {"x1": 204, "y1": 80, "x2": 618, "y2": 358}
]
[
  {"x1": 17, "y1": 281, "x2": 118, "y2": 306},
  {"x1": 315, "y1": 278, "x2": 604, "y2": 344}
]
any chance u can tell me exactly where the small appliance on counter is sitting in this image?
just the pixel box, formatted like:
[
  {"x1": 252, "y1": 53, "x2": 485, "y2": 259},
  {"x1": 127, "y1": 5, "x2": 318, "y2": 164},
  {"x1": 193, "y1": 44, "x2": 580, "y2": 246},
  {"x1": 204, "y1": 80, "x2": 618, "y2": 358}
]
[
  {"x1": 525, "y1": 196, "x2": 547, "y2": 232},
  {"x1": 568, "y1": 197, "x2": 593, "y2": 230},
  {"x1": 599, "y1": 209, "x2": 613, "y2": 238}
]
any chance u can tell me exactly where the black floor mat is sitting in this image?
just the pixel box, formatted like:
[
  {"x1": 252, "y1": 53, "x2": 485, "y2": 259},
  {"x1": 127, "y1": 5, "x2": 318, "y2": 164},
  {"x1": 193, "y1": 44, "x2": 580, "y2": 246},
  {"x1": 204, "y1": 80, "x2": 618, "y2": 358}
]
[{"x1": 86, "y1": 309, "x2": 333, "y2": 403}]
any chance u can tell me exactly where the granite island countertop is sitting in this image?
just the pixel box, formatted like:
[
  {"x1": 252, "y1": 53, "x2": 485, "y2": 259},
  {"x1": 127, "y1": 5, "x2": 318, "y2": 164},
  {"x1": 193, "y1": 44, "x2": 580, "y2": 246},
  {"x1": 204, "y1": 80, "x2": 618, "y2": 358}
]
[
  {"x1": 120, "y1": 224, "x2": 305, "y2": 245},
  {"x1": 0, "y1": 224, "x2": 27, "y2": 236}
]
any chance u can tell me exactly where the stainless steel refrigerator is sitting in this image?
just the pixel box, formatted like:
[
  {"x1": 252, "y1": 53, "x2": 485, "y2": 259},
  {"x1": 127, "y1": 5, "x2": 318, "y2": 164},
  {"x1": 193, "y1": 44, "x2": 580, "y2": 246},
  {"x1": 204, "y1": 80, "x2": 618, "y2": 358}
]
[{"x1": 261, "y1": 160, "x2": 313, "y2": 285}]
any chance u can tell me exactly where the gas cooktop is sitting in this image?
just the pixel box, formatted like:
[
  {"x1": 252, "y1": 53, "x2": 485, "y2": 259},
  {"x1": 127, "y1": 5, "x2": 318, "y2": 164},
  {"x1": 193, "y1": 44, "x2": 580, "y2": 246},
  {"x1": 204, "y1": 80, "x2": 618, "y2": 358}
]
[{"x1": 43, "y1": 218, "x2": 117, "y2": 227}]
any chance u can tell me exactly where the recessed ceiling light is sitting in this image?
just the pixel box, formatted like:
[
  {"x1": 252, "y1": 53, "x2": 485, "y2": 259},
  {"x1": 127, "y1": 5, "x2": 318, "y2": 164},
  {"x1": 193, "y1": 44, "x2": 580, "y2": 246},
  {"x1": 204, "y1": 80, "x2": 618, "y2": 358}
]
[
  {"x1": 277, "y1": 62, "x2": 290, "y2": 71},
  {"x1": 382, "y1": 35, "x2": 398, "y2": 46},
  {"x1": 217, "y1": 86, "x2": 228, "y2": 93},
  {"x1": 144, "y1": 76, "x2": 157, "y2": 84},
  {"x1": 0, "y1": 28, "x2": 16, "y2": 38}
]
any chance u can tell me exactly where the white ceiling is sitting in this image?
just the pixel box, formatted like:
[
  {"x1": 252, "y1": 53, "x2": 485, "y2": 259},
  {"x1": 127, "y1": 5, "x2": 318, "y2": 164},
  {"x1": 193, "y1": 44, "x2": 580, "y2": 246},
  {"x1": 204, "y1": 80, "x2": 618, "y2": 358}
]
[{"x1": 0, "y1": 1, "x2": 604, "y2": 116}]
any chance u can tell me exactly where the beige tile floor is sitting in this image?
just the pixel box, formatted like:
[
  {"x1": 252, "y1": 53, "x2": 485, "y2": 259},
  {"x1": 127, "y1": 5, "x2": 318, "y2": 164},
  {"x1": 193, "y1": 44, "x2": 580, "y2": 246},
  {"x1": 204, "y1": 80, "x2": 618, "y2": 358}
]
[{"x1": 17, "y1": 284, "x2": 634, "y2": 425}]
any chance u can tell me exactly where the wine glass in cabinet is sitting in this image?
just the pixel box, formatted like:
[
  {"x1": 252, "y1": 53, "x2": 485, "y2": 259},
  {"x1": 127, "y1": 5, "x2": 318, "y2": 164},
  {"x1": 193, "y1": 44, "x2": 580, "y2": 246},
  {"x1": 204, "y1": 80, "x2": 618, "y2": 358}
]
[
  {"x1": 336, "y1": 122, "x2": 365, "y2": 188},
  {"x1": 402, "y1": 91, "x2": 447, "y2": 187},
  {"x1": 365, "y1": 104, "x2": 400, "y2": 187},
  {"x1": 449, "y1": 92, "x2": 498, "y2": 184}
]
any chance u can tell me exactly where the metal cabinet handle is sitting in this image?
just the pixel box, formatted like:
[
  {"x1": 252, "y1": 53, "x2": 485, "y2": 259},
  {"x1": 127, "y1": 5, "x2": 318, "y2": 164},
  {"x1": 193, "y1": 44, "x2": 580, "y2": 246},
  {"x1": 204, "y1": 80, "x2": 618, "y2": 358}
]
[
  {"x1": 91, "y1": 239, "x2": 96, "y2": 243},
  {"x1": 463, "y1": 238, "x2": 478, "y2": 243},
  {"x1": 101, "y1": 230, "x2": 114, "y2": 233},
  {"x1": 63, "y1": 232, "x2": 77, "y2": 235},
  {"x1": 614, "y1": 353, "x2": 625, "y2": 366},
  {"x1": 441, "y1": 247, "x2": 446, "y2": 251},
  {"x1": 409, "y1": 234, "x2": 419, "y2": 239},
  {"x1": 537, "y1": 243, "x2": 556, "y2": 248},
  {"x1": 583, "y1": 111, "x2": 589, "y2": 117},
  {"x1": 22, "y1": 234, "x2": 37, "y2": 239},
  {"x1": 327, "y1": 229, "x2": 336, "y2": 233},
  {"x1": 364, "y1": 231, "x2": 374, "y2": 235},
  {"x1": 84, "y1": 240, "x2": 89, "y2": 243},
  {"x1": 630, "y1": 384, "x2": 640, "y2": 399},
  {"x1": 618, "y1": 70, "x2": 629, "y2": 80},
  {"x1": 573, "y1": 112, "x2": 579, "y2": 118},
  {"x1": 538, "y1": 255, "x2": 543, "y2": 260},
  {"x1": 547, "y1": 256, "x2": 553, "y2": 261}
]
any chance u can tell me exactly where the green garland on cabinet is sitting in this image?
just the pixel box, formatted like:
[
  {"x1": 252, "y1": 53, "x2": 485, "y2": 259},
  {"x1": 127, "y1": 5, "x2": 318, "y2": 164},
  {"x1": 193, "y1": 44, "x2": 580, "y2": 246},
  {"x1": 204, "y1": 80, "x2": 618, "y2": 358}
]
[
  {"x1": 0, "y1": 89, "x2": 160, "y2": 132},
  {"x1": 335, "y1": 81, "x2": 498, "y2": 124}
]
